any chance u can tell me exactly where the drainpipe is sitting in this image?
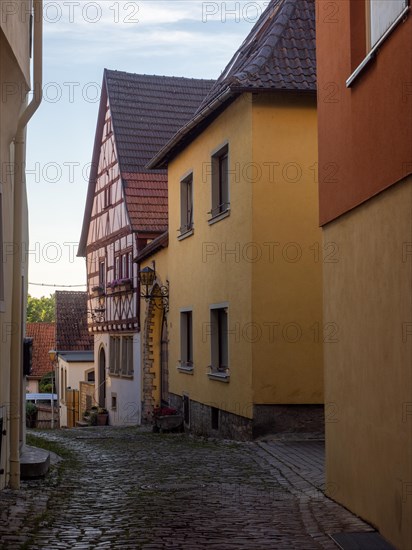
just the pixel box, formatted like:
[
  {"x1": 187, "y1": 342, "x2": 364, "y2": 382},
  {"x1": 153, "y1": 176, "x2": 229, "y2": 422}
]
[{"x1": 9, "y1": 0, "x2": 43, "y2": 490}]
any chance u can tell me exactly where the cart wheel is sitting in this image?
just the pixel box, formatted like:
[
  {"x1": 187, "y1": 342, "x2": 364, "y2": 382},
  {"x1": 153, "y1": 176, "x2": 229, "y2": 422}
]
[{"x1": 152, "y1": 424, "x2": 160, "y2": 433}]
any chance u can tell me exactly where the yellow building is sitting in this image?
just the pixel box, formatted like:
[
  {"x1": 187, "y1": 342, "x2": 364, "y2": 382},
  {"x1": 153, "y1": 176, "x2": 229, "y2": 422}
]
[
  {"x1": 148, "y1": 0, "x2": 324, "y2": 439},
  {"x1": 0, "y1": 0, "x2": 43, "y2": 488}
]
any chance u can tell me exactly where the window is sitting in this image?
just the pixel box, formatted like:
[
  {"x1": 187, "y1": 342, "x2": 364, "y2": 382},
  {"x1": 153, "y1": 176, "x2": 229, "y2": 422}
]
[
  {"x1": 122, "y1": 254, "x2": 127, "y2": 279},
  {"x1": 86, "y1": 369, "x2": 95, "y2": 383},
  {"x1": 0, "y1": 184, "x2": 4, "y2": 312},
  {"x1": 99, "y1": 260, "x2": 105, "y2": 287},
  {"x1": 180, "y1": 310, "x2": 193, "y2": 369},
  {"x1": 179, "y1": 173, "x2": 193, "y2": 236},
  {"x1": 104, "y1": 183, "x2": 111, "y2": 209},
  {"x1": 109, "y1": 336, "x2": 121, "y2": 374},
  {"x1": 347, "y1": 0, "x2": 408, "y2": 86},
  {"x1": 210, "y1": 306, "x2": 228, "y2": 373},
  {"x1": 121, "y1": 336, "x2": 134, "y2": 376},
  {"x1": 111, "y1": 393, "x2": 117, "y2": 410},
  {"x1": 109, "y1": 336, "x2": 133, "y2": 376},
  {"x1": 368, "y1": 0, "x2": 408, "y2": 48},
  {"x1": 128, "y1": 252, "x2": 132, "y2": 280},
  {"x1": 210, "y1": 144, "x2": 229, "y2": 220},
  {"x1": 115, "y1": 255, "x2": 121, "y2": 280}
]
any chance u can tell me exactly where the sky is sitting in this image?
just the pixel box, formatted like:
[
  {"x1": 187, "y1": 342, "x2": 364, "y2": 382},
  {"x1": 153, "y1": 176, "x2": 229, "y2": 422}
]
[{"x1": 26, "y1": 0, "x2": 269, "y2": 298}]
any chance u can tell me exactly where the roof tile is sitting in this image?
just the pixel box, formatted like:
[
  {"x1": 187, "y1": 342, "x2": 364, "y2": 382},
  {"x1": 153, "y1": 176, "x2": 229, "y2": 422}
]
[
  {"x1": 26, "y1": 323, "x2": 56, "y2": 379},
  {"x1": 55, "y1": 291, "x2": 93, "y2": 351}
]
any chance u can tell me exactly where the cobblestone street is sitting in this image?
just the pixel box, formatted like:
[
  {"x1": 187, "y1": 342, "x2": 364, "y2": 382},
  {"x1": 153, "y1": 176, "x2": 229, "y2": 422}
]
[{"x1": 0, "y1": 427, "x2": 373, "y2": 550}]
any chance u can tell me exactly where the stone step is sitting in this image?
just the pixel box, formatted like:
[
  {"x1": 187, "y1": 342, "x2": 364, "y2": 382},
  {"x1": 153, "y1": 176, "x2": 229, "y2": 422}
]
[{"x1": 20, "y1": 445, "x2": 50, "y2": 479}]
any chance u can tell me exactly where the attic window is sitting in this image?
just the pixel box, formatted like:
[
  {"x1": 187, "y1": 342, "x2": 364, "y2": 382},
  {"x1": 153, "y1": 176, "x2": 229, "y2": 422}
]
[{"x1": 104, "y1": 185, "x2": 111, "y2": 208}]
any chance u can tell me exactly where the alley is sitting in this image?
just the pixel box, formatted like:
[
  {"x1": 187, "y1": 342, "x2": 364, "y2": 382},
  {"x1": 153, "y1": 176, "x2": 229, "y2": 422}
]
[{"x1": 0, "y1": 427, "x2": 374, "y2": 550}]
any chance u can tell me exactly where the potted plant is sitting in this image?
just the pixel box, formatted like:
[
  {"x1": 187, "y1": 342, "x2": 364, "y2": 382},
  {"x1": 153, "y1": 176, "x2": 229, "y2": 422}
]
[
  {"x1": 152, "y1": 406, "x2": 183, "y2": 433},
  {"x1": 97, "y1": 407, "x2": 109, "y2": 426},
  {"x1": 91, "y1": 284, "x2": 105, "y2": 296},
  {"x1": 88, "y1": 405, "x2": 98, "y2": 426},
  {"x1": 26, "y1": 401, "x2": 38, "y2": 428}
]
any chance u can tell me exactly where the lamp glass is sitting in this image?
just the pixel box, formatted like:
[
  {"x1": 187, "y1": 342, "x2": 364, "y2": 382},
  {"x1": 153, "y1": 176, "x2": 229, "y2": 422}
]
[{"x1": 139, "y1": 266, "x2": 155, "y2": 287}]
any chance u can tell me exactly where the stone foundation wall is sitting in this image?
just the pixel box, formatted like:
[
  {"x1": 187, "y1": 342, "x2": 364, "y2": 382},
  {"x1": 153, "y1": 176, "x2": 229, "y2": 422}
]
[
  {"x1": 169, "y1": 394, "x2": 253, "y2": 441},
  {"x1": 252, "y1": 405, "x2": 324, "y2": 438},
  {"x1": 170, "y1": 394, "x2": 324, "y2": 440}
]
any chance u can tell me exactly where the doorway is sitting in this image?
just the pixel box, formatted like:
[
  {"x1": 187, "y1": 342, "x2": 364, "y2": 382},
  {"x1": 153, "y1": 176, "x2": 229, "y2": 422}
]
[{"x1": 98, "y1": 347, "x2": 106, "y2": 408}]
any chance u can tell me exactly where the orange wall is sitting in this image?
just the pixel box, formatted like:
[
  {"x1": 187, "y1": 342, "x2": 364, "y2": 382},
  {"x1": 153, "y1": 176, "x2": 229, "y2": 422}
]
[{"x1": 316, "y1": 0, "x2": 412, "y2": 225}]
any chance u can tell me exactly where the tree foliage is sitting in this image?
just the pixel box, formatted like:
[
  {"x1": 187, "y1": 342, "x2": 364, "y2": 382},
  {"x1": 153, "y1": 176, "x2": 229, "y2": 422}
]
[
  {"x1": 39, "y1": 371, "x2": 55, "y2": 393},
  {"x1": 27, "y1": 294, "x2": 56, "y2": 323}
]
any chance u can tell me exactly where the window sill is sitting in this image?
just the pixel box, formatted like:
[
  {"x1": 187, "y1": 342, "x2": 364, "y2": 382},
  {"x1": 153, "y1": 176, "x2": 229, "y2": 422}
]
[
  {"x1": 207, "y1": 371, "x2": 230, "y2": 383},
  {"x1": 108, "y1": 373, "x2": 134, "y2": 379},
  {"x1": 177, "y1": 363, "x2": 194, "y2": 374},
  {"x1": 346, "y1": 5, "x2": 409, "y2": 88},
  {"x1": 208, "y1": 209, "x2": 230, "y2": 226},
  {"x1": 177, "y1": 228, "x2": 194, "y2": 241}
]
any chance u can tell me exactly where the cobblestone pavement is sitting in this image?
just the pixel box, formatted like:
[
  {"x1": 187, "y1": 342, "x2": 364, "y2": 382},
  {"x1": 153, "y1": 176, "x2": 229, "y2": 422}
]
[{"x1": 0, "y1": 427, "x2": 374, "y2": 550}]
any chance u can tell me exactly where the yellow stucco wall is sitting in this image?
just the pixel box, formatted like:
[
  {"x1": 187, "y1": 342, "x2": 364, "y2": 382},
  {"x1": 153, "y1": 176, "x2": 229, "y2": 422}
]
[
  {"x1": 251, "y1": 93, "x2": 323, "y2": 403},
  {"x1": 167, "y1": 96, "x2": 254, "y2": 418},
  {"x1": 323, "y1": 176, "x2": 412, "y2": 550},
  {"x1": 165, "y1": 92, "x2": 323, "y2": 419}
]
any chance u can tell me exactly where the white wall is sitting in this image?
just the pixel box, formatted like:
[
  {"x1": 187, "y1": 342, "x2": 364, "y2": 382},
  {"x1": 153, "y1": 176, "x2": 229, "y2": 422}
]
[{"x1": 94, "y1": 333, "x2": 141, "y2": 425}]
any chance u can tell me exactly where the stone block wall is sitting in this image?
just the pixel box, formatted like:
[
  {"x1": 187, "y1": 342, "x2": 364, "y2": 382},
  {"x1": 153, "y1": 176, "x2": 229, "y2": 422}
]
[{"x1": 170, "y1": 394, "x2": 324, "y2": 441}]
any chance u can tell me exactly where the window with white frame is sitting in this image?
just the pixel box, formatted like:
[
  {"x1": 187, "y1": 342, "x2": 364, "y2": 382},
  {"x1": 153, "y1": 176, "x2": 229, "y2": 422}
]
[
  {"x1": 180, "y1": 310, "x2": 193, "y2": 368},
  {"x1": 210, "y1": 306, "x2": 228, "y2": 372},
  {"x1": 180, "y1": 173, "x2": 193, "y2": 235},
  {"x1": 210, "y1": 144, "x2": 229, "y2": 219},
  {"x1": 86, "y1": 369, "x2": 95, "y2": 383},
  {"x1": 368, "y1": 0, "x2": 408, "y2": 49}
]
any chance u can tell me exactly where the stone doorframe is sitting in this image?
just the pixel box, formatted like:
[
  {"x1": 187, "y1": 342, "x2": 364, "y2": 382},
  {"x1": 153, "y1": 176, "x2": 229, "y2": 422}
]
[{"x1": 142, "y1": 284, "x2": 168, "y2": 423}]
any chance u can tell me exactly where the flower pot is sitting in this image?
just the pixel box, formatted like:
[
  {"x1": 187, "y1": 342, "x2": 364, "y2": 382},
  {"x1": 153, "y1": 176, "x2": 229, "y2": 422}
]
[{"x1": 97, "y1": 413, "x2": 108, "y2": 426}]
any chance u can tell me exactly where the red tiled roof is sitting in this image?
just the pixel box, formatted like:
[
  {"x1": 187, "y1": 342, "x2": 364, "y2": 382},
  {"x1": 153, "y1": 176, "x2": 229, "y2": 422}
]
[
  {"x1": 122, "y1": 172, "x2": 168, "y2": 233},
  {"x1": 136, "y1": 231, "x2": 169, "y2": 263},
  {"x1": 55, "y1": 291, "x2": 93, "y2": 351},
  {"x1": 105, "y1": 71, "x2": 215, "y2": 174},
  {"x1": 78, "y1": 72, "x2": 214, "y2": 255},
  {"x1": 149, "y1": 0, "x2": 316, "y2": 169},
  {"x1": 196, "y1": 0, "x2": 316, "y2": 112},
  {"x1": 26, "y1": 323, "x2": 55, "y2": 379}
]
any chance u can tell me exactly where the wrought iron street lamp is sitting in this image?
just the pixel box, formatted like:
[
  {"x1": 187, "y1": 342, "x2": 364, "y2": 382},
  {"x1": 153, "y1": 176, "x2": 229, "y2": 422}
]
[{"x1": 138, "y1": 264, "x2": 169, "y2": 311}]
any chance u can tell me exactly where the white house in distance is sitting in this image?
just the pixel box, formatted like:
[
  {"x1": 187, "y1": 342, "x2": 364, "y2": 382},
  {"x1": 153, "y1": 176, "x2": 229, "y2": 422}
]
[
  {"x1": 57, "y1": 351, "x2": 94, "y2": 427},
  {"x1": 77, "y1": 70, "x2": 213, "y2": 426}
]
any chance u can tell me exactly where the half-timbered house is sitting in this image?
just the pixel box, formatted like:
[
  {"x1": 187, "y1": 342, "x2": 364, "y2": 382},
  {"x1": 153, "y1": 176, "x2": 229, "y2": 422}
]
[{"x1": 78, "y1": 70, "x2": 213, "y2": 426}]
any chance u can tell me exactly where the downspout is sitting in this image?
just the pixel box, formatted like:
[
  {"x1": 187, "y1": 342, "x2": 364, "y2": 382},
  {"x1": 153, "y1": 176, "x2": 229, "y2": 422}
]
[{"x1": 9, "y1": 0, "x2": 43, "y2": 489}]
